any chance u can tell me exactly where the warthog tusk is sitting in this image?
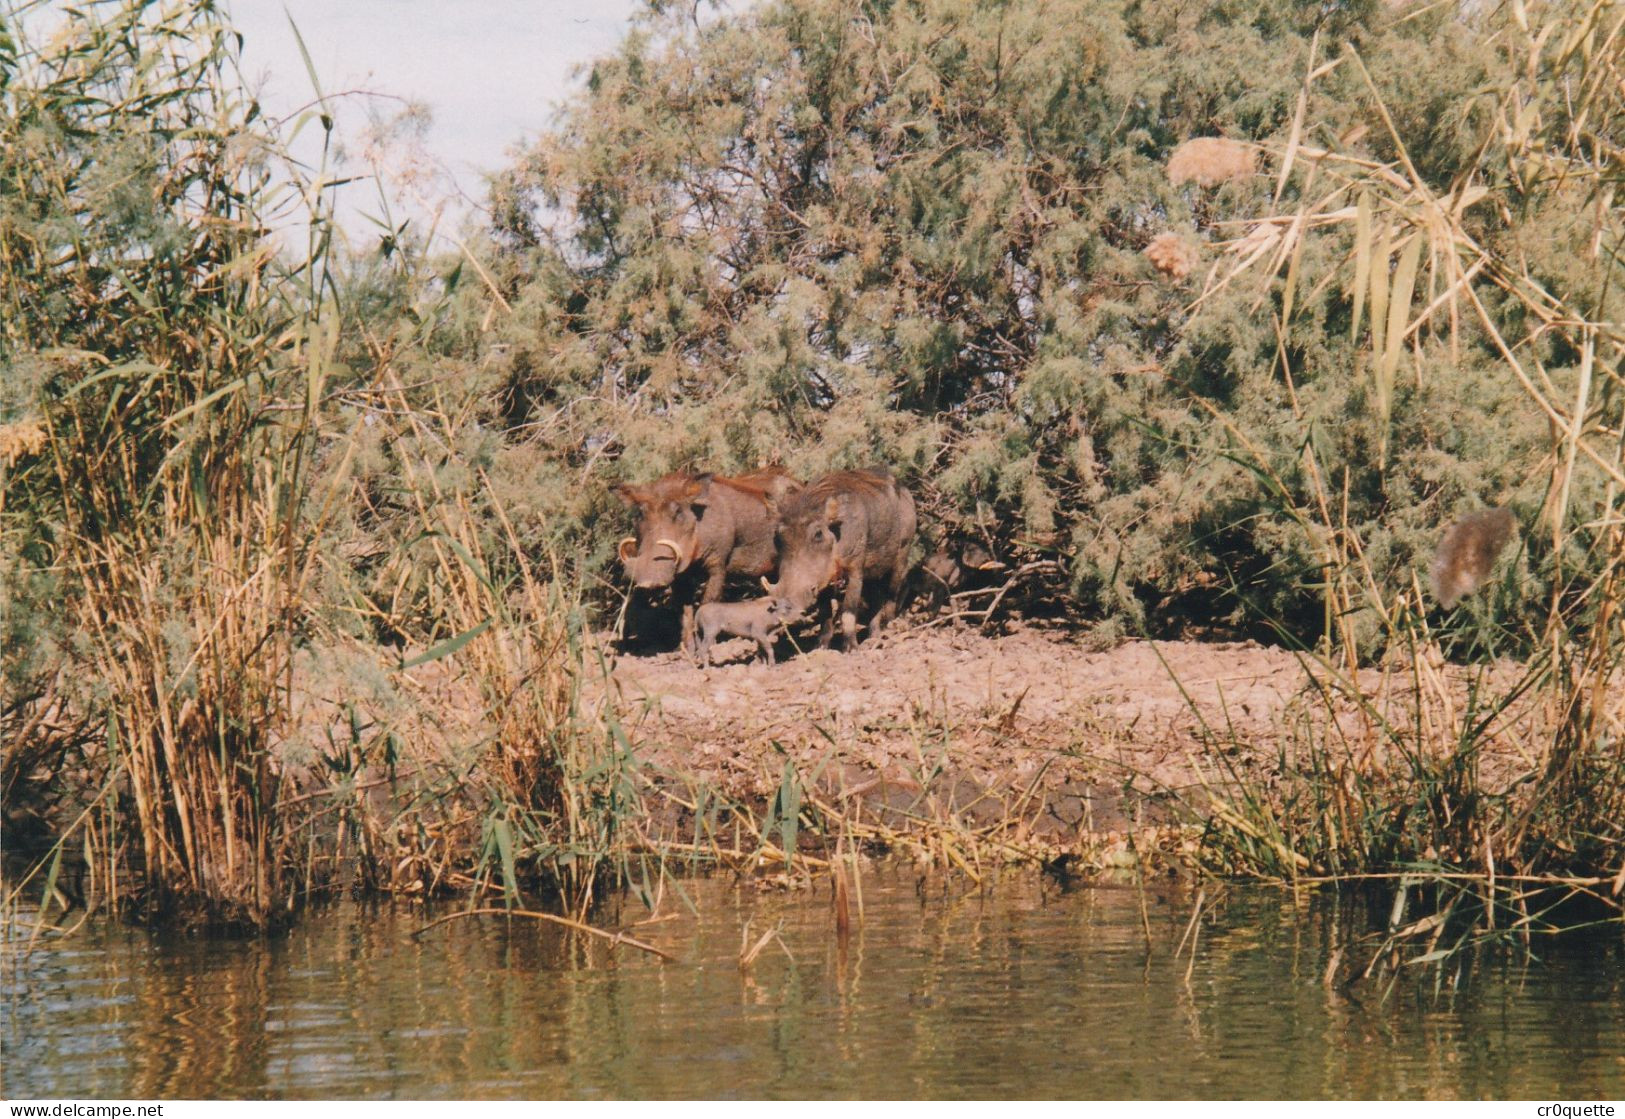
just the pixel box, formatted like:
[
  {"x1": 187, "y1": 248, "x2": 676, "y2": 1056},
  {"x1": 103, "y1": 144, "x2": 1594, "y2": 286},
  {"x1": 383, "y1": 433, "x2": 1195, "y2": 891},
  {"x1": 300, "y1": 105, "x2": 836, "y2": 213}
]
[
  {"x1": 761, "y1": 576, "x2": 775, "y2": 592},
  {"x1": 654, "y1": 537, "x2": 689, "y2": 568},
  {"x1": 618, "y1": 536, "x2": 639, "y2": 561}
]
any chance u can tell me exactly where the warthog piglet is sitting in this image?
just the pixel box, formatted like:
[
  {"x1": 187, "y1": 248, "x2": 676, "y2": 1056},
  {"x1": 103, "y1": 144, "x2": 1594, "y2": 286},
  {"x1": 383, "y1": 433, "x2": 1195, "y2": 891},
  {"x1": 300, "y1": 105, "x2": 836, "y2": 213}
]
[{"x1": 693, "y1": 597, "x2": 799, "y2": 666}]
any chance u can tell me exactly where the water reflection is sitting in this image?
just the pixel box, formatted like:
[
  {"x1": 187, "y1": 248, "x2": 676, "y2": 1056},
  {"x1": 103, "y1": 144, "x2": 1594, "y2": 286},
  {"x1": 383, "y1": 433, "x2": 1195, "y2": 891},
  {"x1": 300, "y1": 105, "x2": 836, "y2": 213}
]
[{"x1": 4, "y1": 876, "x2": 1622, "y2": 1098}]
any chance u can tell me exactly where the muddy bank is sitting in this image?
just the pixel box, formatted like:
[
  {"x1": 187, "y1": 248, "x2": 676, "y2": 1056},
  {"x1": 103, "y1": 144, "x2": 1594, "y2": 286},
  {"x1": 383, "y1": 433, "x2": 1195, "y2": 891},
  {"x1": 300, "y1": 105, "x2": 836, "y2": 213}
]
[
  {"x1": 267, "y1": 621, "x2": 1534, "y2": 886},
  {"x1": 604, "y1": 622, "x2": 1530, "y2": 856}
]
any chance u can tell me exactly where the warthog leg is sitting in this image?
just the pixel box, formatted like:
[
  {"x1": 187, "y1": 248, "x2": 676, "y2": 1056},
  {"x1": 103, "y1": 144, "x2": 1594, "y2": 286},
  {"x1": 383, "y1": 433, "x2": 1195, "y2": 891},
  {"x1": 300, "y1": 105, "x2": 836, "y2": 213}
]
[
  {"x1": 869, "y1": 551, "x2": 911, "y2": 642},
  {"x1": 815, "y1": 596, "x2": 838, "y2": 649},
  {"x1": 840, "y1": 610, "x2": 859, "y2": 648},
  {"x1": 686, "y1": 564, "x2": 725, "y2": 656},
  {"x1": 682, "y1": 604, "x2": 698, "y2": 660},
  {"x1": 839, "y1": 576, "x2": 864, "y2": 648}
]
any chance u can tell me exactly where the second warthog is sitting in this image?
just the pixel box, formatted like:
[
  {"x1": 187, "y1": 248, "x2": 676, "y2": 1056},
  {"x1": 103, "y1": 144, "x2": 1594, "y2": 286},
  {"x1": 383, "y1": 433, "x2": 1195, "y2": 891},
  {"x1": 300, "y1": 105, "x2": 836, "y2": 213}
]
[
  {"x1": 764, "y1": 467, "x2": 916, "y2": 649},
  {"x1": 916, "y1": 537, "x2": 1006, "y2": 614}
]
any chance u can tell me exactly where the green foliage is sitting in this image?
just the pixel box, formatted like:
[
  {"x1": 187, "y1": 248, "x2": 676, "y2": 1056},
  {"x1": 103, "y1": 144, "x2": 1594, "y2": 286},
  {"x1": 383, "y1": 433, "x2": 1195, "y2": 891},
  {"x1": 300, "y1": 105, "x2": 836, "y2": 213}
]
[{"x1": 468, "y1": 0, "x2": 1609, "y2": 642}]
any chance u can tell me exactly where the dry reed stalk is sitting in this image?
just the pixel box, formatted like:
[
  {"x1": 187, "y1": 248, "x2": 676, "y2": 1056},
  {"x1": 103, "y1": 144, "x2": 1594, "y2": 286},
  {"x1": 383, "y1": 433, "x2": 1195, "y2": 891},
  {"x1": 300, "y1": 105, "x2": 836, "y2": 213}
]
[
  {"x1": 0, "y1": 0, "x2": 352, "y2": 927},
  {"x1": 68, "y1": 514, "x2": 292, "y2": 925},
  {"x1": 1174, "y1": 2, "x2": 1623, "y2": 930},
  {"x1": 411, "y1": 905, "x2": 674, "y2": 960},
  {"x1": 374, "y1": 370, "x2": 642, "y2": 915},
  {"x1": 738, "y1": 919, "x2": 791, "y2": 971}
]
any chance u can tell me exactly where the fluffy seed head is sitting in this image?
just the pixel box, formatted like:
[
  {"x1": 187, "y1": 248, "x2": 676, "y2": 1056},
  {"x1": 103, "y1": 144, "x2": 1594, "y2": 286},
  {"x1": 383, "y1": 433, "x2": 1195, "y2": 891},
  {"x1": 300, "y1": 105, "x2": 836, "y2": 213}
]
[
  {"x1": 1145, "y1": 233, "x2": 1199, "y2": 281},
  {"x1": 1167, "y1": 137, "x2": 1257, "y2": 187},
  {"x1": 0, "y1": 420, "x2": 46, "y2": 467}
]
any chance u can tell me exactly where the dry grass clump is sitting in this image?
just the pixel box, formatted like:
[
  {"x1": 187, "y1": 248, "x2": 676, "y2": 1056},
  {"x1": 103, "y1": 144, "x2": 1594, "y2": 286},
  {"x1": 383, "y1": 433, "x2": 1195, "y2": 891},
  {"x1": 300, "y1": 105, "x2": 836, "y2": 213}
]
[
  {"x1": 0, "y1": 420, "x2": 47, "y2": 467},
  {"x1": 74, "y1": 506, "x2": 300, "y2": 927},
  {"x1": 1144, "y1": 233, "x2": 1199, "y2": 281},
  {"x1": 1430, "y1": 508, "x2": 1517, "y2": 609},
  {"x1": 1, "y1": 0, "x2": 343, "y2": 929},
  {"x1": 1167, "y1": 137, "x2": 1256, "y2": 187},
  {"x1": 357, "y1": 372, "x2": 645, "y2": 917}
]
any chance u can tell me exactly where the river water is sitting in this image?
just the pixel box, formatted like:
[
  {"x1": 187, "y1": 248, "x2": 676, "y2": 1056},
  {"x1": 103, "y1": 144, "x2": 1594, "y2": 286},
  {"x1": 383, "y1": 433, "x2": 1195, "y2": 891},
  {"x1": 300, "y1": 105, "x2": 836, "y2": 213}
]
[{"x1": 4, "y1": 874, "x2": 1622, "y2": 1099}]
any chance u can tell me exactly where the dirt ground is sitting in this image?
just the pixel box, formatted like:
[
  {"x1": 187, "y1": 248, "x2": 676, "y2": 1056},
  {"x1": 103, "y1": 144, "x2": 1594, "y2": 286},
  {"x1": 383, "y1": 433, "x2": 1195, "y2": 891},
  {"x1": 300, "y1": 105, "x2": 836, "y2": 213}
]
[
  {"x1": 280, "y1": 614, "x2": 1538, "y2": 872},
  {"x1": 606, "y1": 620, "x2": 1396, "y2": 844}
]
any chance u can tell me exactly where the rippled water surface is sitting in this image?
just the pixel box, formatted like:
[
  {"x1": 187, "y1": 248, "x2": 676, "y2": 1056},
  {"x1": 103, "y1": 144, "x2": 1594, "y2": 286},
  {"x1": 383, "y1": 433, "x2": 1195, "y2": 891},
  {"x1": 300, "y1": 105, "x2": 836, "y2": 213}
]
[{"x1": 4, "y1": 877, "x2": 1622, "y2": 1098}]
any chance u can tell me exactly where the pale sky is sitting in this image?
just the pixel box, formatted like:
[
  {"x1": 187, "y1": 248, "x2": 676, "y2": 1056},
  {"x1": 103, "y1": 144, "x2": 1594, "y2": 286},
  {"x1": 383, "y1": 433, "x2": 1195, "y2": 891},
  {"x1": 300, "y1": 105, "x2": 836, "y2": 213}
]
[{"x1": 226, "y1": 0, "x2": 645, "y2": 235}]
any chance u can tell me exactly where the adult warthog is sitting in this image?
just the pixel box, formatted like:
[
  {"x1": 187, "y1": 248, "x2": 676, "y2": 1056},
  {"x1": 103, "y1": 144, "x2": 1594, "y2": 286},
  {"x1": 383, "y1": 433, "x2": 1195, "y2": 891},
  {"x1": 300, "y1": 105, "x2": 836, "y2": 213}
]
[
  {"x1": 614, "y1": 467, "x2": 801, "y2": 620},
  {"x1": 764, "y1": 468, "x2": 916, "y2": 649}
]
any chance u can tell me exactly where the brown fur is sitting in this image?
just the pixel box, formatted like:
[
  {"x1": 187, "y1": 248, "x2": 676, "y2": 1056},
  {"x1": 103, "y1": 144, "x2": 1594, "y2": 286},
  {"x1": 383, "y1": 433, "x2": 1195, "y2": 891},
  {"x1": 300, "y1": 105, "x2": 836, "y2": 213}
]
[
  {"x1": 712, "y1": 465, "x2": 800, "y2": 501},
  {"x1": 768, "y1": 468, "x2": 917, "y2": 649},
  {"x1": 615, "y1": 468, "x2": 803, "y2": 590},
  {"x1": 692, "y1": 596, "x2": 798, "y2": 666},
  {"x1": 615, "y1": 467, "x2": 804, "y2": 647},
  {"x1": 1430, "y1": 507, "x2": 1516, "y2": 609}
]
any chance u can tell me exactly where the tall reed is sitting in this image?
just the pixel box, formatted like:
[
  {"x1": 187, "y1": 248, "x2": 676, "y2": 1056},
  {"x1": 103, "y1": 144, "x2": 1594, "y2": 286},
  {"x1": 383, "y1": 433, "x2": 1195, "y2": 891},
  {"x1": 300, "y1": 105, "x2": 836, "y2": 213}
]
[
  {"x1": 353, "y1": 361, "x2": 647, "y2": 918},
  {"x1": 2, "y1": 0, "x2": 341, "y2": 927},
  {"x1": 1182, "y1": 0, "x2": 1624, "y2": 941}
]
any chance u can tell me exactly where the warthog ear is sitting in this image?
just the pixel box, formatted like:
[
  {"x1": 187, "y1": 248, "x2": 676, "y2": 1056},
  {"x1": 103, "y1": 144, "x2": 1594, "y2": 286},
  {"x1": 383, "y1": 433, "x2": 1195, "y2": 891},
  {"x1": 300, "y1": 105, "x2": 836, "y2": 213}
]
[
  {"x1": 686, "y1": 474, "x2": 714, "y2": 517},
  {"x1": 823, "y1": 495, "x2": 844, "y2": 539},
  {"x1": 612, "y1": 483, "x2": 644, "y2": 507}
]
